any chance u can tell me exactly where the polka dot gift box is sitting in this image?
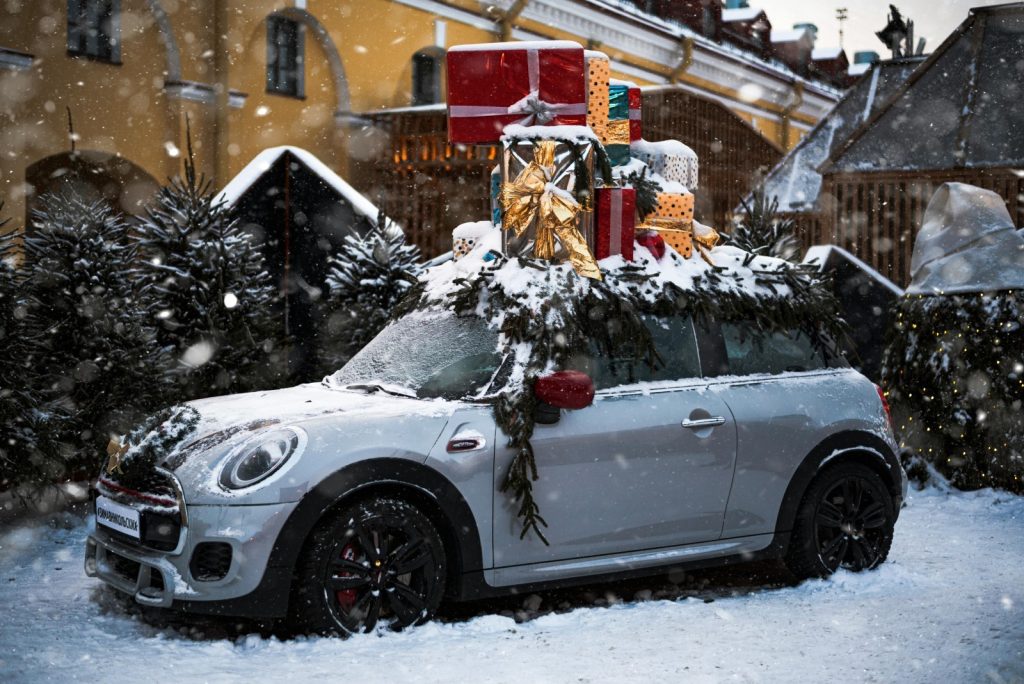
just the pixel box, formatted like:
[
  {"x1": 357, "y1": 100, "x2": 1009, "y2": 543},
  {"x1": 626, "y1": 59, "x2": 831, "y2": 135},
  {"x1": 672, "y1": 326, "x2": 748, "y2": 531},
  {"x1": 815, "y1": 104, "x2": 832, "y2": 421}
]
[
  {"x1": 630, "y1": 139, "x2": 699, "y2": 190},
  {"x1": 452, "y1": 220, "x2": 495, "y2": 261}
]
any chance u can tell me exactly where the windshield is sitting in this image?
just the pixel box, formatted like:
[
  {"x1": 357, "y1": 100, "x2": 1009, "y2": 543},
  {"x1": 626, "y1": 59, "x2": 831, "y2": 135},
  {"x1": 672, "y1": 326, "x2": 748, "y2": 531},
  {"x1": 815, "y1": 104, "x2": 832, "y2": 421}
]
[{"x1": 329, "y1": 311, "x2": 504, "y2": 400}]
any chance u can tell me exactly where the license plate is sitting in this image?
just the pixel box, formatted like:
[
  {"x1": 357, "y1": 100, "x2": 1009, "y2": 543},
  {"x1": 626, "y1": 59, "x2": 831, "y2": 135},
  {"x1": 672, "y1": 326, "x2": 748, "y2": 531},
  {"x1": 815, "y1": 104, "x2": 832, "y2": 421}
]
[{"x1": 95, "y1": 495, "x2": 141, "y2": 540}]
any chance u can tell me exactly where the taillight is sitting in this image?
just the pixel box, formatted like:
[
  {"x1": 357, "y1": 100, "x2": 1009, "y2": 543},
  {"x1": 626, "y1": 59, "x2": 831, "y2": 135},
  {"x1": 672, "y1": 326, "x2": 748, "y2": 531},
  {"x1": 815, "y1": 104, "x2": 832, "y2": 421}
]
[{"x1": 875, "y1": 384, "x2": 894, "y2": 430}]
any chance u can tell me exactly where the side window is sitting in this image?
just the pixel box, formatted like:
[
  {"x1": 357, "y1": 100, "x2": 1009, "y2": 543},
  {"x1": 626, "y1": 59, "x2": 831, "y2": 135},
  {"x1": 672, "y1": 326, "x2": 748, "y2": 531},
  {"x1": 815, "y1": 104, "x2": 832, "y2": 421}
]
[
  {"x1": 266, "y1": 16, "x2": 304, "y2": 98},
  {"x1": 67, "y1": 0, "x2": 121, "y2": 64},
  {"x1": 568, "y1": 315, "x2": 701, "y2": 389},
  {"x1": 720, "y1": 324, "x2": 828, "y2": 375}
]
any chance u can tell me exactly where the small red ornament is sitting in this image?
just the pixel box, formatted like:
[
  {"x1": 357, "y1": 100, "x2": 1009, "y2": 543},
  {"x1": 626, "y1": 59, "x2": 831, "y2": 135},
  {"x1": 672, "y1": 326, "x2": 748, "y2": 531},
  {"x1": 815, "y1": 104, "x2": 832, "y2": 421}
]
[{"x1": 636, "y1": 230, "x2": 666, "y2": 260}]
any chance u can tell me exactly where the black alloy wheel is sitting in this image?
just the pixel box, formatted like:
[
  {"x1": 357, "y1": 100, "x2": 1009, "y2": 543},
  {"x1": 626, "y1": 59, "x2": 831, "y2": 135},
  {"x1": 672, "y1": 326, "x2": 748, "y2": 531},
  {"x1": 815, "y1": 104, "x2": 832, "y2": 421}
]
[
  {"x1": 292, "y1": 497, "x2": 446, "y2": 636},
  {"x1": 785, "y1": 462, "x2": 895, "y2": 579},
  {"x1": 812, "y1": 474, "x2": 889, "y2": 572}
]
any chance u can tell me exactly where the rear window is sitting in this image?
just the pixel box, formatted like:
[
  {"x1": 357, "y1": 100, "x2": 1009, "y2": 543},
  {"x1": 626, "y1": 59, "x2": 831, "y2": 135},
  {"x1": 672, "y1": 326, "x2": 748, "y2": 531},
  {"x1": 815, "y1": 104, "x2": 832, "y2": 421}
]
[
  {"x1": 568, "y1": 315, "x2": 701, "y2": 389},
  {"x1": 719, "y1": 324, "x2": 832, "y2": 376}
]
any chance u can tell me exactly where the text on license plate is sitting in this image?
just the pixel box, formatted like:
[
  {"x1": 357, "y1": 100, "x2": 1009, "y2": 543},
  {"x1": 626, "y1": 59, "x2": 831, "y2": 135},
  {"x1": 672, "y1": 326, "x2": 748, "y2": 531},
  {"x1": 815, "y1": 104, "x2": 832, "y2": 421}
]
[{"x1": 95, "y1": 495, "x2": 141, "y2": 540}]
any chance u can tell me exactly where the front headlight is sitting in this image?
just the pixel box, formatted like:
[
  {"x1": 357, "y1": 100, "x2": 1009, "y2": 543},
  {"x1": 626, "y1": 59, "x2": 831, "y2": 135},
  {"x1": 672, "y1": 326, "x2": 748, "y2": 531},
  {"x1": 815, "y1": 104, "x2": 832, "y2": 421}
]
[{"x1": 219, "y1": 427, "x2": 306, "y2": 490}]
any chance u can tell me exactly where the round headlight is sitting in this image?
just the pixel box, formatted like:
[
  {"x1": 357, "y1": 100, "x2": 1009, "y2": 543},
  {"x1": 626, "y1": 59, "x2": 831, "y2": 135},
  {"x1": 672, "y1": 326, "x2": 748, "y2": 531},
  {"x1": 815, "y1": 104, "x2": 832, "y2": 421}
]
[{"x1": 219, "y1": 427, "x2": 305, "y2": 490}]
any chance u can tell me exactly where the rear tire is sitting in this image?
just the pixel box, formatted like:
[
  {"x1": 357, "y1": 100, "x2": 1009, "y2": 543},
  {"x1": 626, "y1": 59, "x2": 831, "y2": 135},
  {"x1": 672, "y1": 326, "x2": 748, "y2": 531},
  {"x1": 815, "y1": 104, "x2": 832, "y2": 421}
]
[
  {"x1": 785, "y1": 462, "x2": 895, "y2": 580},
  {"x1": 290, "y1": 497, "x2": 446, "y2": 636}
]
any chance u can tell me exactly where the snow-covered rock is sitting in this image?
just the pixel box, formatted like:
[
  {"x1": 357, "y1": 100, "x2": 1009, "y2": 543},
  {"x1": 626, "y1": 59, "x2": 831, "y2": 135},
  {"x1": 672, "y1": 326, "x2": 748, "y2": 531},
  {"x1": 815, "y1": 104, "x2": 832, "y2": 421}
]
[{"x1": 907, "y1": 182, "x2": 1024, "y2": 295}]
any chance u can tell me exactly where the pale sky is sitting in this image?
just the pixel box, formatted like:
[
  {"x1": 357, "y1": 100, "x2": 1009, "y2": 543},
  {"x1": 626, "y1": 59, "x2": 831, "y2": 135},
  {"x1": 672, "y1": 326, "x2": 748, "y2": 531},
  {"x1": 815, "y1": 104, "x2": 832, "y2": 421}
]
[{"x1": 751, "y1": 0, "x2": 1008, "y2": 58}]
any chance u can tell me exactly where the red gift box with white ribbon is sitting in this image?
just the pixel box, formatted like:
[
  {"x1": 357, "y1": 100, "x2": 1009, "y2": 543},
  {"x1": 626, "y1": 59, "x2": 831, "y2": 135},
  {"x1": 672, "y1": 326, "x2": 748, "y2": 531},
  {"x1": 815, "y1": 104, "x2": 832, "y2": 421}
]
[
  {"x1": 446, "y1": 41, "x2": 588, "y2": 145},
  {"x1": 628, "y1": 86, "x2": 642, "y2": 142},
  {"x1": 595, "y1": 187, "x2": 636, "y2": 261}
]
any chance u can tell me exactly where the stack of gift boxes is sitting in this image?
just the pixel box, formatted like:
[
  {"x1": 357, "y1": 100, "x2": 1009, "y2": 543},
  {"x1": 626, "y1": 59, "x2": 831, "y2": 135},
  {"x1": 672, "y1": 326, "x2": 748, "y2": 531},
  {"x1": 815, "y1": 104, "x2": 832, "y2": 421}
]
[{"x1": 446, "y1": 40, "x2": 716, "y2": 279}]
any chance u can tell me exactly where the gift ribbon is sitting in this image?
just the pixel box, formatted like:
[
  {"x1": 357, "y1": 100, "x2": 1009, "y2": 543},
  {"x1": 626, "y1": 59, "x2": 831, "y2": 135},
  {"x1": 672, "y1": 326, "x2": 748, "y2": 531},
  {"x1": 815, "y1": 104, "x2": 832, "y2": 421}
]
[
  {"x1": 609, "y1": 190, "x2": 623, "y2": 256},
  {"x1": 500, "y1": 141, "x2": 602, "y2": 280},
  {"x1": 448, "y1": 48, "x2": 587, "y2": 126},
  {"x1": 638, "y1": 217, "x2": 719, "y2": 265}
]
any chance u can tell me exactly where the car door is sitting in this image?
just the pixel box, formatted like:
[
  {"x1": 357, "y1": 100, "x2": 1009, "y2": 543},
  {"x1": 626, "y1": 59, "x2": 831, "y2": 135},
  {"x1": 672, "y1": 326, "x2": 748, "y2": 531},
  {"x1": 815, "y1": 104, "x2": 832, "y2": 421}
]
[
  {"x1": 698, "y1": 320, "x2": 850, "y2": 539},
  {"x1": 491, "y1": 315, "x2": 738, "y2": 568}
]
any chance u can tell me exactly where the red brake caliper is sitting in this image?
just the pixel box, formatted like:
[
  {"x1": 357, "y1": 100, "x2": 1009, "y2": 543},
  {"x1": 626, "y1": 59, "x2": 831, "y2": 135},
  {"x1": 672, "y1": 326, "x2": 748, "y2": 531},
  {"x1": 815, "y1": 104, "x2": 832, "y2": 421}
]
[{"x1": 335, "y1": 543, "x2": 359, "y2": 609}]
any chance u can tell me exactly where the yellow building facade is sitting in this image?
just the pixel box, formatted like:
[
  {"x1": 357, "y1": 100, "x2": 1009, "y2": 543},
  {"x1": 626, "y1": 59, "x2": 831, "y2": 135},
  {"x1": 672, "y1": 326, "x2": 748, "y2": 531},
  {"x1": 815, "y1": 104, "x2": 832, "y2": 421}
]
[{"x1": 0, "y1": 0, "x2": 839, "y2": 235}]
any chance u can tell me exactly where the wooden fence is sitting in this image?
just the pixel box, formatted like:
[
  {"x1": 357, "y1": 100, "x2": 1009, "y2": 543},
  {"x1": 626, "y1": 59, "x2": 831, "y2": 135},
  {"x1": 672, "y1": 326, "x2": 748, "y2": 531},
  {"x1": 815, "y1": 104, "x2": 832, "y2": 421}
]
[{"x1": 641, "y1": 89, "x2": 782, "y2": 229}]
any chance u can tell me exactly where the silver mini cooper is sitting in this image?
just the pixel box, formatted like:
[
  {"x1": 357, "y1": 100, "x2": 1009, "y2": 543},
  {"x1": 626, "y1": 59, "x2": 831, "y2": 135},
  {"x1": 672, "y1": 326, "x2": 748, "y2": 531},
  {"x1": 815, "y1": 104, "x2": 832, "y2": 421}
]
[{"x1": 85, "y1": 308, "x2": 906, "y2": 635}]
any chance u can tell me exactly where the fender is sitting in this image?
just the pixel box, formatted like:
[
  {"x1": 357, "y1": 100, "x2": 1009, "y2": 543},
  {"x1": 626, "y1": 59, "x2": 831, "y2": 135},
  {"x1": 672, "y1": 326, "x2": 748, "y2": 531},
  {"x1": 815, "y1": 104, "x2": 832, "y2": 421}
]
[
  {"x1": 775, "y1": 430, "x2": 902, "y2": 536},
  {"x1": 173, "y1": 458, "x2": 483, "y2": 619}
]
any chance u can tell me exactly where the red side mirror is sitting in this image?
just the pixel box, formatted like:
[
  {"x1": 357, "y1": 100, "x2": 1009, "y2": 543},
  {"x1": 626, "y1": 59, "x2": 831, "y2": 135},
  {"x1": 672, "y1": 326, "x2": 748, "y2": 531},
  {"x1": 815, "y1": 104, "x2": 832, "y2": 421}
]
[{"x1": 534, "y1": 371, "x2": 595, "y2": 411}]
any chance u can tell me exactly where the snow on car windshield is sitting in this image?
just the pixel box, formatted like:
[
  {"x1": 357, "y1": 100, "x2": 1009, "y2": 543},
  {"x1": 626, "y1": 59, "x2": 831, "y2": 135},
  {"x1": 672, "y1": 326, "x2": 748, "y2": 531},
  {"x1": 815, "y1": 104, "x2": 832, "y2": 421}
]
[{"x1": 328, "y1": 311, "x2": 503, "y2": 400}]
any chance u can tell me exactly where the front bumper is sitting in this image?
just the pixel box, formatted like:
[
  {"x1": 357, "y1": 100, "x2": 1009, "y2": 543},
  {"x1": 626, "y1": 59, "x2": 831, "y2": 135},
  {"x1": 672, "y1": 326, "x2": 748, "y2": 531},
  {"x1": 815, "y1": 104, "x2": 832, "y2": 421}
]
[{"x1": 85, "y1": 500, "x2": 295, "y2": 610}]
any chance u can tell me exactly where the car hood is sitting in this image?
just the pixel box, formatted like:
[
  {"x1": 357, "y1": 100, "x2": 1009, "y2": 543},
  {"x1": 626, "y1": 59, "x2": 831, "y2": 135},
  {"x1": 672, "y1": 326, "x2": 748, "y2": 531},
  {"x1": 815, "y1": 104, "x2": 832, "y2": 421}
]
[{"x1": 165, "y1": 382, "x2": 463, "y2": 504}]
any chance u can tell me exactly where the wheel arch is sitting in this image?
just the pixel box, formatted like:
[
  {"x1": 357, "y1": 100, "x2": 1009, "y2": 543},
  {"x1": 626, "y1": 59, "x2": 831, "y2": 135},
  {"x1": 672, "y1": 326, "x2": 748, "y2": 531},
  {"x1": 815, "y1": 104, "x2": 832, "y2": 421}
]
[
  {"x1": 775, "y1": 431, "x2": 901, "y2": 536},
  {"x1": 268, "y1": 458, "x2": 484, "y2": 605}
]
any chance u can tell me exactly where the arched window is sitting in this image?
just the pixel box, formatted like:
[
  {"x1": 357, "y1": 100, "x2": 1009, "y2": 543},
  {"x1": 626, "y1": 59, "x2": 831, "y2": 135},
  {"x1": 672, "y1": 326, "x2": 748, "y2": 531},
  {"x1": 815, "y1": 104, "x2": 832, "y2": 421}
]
[
  {"x1": 267, "y1": 15, "x2": 305, "y2": 98},
  {"x1": 411, "y1": 47, "x2": 446, "y2": 106},
  {"x1": 24, "y1": 151, "x2": 158, "y2": 234}
]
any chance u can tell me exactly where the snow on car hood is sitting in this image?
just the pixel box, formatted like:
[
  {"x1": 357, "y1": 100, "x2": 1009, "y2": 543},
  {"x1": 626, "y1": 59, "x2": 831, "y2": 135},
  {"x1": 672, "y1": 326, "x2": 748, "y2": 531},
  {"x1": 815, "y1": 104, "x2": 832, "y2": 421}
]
[
  {"x1": 164, "y1": 382, "x2": 453, "y2": 464},
  {"x1": 168, "y1": 382, "x2": 462, "y2": 504}
]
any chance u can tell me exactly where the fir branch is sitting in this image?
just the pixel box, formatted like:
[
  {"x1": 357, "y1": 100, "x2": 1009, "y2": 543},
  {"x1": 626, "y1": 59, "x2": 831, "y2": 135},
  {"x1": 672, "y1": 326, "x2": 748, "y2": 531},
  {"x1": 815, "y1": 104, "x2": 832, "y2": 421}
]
[{"x1": 621, "y1": 168, "x2": 663, "y2": 221}]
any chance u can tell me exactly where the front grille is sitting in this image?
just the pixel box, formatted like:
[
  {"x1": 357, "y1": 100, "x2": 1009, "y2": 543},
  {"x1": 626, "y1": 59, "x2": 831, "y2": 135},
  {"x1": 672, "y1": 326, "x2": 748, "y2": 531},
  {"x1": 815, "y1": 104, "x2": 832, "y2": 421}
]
[
  {"x1": 190, "y1": 542, "x2": 233, "y2": 581},
  {"x1": 94, "y1": 472, "x2": 184, "y2": 552},
  {"x1": 98, "y1": 508, "x2": 182, "y2": 552}
]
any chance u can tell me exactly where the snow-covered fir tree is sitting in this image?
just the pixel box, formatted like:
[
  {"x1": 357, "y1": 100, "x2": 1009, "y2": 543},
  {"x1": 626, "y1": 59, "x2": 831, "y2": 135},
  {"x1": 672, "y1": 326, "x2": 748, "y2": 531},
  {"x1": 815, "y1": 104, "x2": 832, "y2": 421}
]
[
  {"x1": 19, "y1": 193, "x2": 169, "y2": 474},
  {"x1": 136, "y1": 139, "x2": 282, "y2": 397},
  {"x1": 0, "y1": 203, "x2": 48, "y2": 490},
  {"x1": 726, "y1": 190, "x2": 800, "y2": 261},
  {"x1": 883, "y1": 291, "x2": 1024, "y2": 493},
  {"x1": 319, "y1": 217, "x2": 422, "y2": 371}
]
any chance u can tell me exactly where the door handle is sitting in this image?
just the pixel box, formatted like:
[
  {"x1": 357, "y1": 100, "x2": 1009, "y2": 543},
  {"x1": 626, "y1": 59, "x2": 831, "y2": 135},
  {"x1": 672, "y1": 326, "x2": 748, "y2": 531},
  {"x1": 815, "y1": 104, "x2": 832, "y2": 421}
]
[{"x1": 681, "y1": 416, "x2": 726, "y2": 430}]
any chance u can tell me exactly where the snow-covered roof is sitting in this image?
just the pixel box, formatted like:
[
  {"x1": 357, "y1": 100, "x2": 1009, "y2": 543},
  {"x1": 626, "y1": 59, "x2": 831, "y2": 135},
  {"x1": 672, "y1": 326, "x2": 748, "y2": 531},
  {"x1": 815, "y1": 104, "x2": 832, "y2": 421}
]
[
  {"x1": 770, "y1": 29, "x2": 810, "y2": 44},
  {"x1": 216, "y1": 146, "x2": 382, "y2": 222},
  {"x1": 812, "y1": 47, "x2": 844, "y2": 61},
  {"x1": 823, "y1": 3, "x2": 1024, "y2": 174},
  {"x1": 754, "y1": 58, "x2": 923, "y2": 213},
  {"x1": 588, "y1": 0, "x2": 840, "y2": 98},
  {"x1": 847, "y1": 62, "x2": 872, "y2": 77},
  {"x1": 803, "y1": 245, "x2": 904, "y2": 296},
  {"x1": 721, "y1": 7, "x2": 764, "y2": 23}
]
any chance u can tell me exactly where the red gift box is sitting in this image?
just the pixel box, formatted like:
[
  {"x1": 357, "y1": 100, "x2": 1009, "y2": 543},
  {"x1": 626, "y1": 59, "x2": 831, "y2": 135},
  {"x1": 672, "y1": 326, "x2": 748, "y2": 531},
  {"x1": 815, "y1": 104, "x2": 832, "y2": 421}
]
[
  {"x1": 595, "y1": 187, "x2": 636, "y2": 261},
  {"x1": 628, "y1": 86, "x2": 642, "y2": 142},
  {"x1": 446, "y1": 41, "x2": 588, "y2": 144}
]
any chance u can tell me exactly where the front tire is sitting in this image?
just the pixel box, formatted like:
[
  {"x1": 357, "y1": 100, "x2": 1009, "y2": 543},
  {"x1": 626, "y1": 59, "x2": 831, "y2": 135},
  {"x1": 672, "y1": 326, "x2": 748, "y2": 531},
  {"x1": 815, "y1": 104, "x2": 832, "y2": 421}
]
[
  {"x1": 291, "y1": 497, "x2": 446, "y2": 636},
  {"x1": 785, "y1": 462, "x2": 895, "y2": 580}
]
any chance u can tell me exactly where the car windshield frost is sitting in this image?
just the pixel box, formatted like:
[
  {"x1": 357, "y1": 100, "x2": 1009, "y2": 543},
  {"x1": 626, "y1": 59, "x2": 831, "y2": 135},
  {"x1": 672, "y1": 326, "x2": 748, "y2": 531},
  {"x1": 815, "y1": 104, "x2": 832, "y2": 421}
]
[{"x1": 328, "y1": 311, "x2": 504, "y2": 400}]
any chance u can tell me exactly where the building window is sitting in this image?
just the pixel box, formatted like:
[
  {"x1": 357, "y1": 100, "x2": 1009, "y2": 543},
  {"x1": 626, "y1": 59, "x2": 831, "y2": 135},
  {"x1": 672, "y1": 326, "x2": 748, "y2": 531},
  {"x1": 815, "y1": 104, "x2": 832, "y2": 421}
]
[
  {"x1": 67, "y1": 0, "x2": 120, "y2": 63},
  {"x1": 411, "y1": 48, "x2": 444, "y2": 106},
  {"x1": 266, "y1": 16, "x2": 304, "y2": 98}
]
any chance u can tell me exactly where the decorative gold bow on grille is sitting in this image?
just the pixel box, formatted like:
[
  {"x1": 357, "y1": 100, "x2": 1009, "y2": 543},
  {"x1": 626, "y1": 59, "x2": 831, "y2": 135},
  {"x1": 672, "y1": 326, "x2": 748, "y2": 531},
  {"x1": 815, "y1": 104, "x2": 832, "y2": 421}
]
[
  {"x1": 106, "y1": 437, "x2": 129, "y2": 475},
  {"x1": 500, "y1": 141, "x2": 602, "y2": 281},
  {"x1": 639, "y1": 217, "x2": 720, "y2": 265}
]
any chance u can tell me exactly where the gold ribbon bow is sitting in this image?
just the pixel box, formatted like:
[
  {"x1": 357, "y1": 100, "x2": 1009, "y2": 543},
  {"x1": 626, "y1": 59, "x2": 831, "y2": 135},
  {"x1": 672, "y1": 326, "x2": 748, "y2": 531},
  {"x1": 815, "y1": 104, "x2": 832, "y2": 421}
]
[
  {"x1": 500, "y1": 141, "x2": 602, "y2": 281},
  {"x1": 106, "y1": 437, "x2": 129, "y2": 475},
  {"x1": 639, "y1": 217, "x2": 720, "y2": 265}
]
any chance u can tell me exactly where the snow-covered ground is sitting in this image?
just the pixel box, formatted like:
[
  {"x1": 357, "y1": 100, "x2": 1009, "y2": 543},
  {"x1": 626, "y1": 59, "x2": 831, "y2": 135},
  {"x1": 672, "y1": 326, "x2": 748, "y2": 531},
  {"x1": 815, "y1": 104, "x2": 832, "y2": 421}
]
[{"x1": 1, "y1": 486, "x2": 1022, "y2": 683}]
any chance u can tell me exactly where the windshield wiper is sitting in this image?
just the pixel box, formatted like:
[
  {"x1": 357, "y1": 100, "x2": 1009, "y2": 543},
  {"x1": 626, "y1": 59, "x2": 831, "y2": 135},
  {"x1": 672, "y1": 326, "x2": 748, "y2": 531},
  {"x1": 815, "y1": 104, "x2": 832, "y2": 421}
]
[{"x1": 342, "y1": 383, "x2": 418, "y2": 399}]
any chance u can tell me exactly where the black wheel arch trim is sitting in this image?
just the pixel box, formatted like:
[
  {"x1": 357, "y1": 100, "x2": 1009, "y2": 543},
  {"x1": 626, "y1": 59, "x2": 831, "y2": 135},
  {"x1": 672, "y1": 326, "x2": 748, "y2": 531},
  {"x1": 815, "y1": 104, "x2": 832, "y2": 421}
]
[
  {"x1": 775, "y1": 430, "x2": 902, "y2": 537},
  {"x1": 172, "y1": 458, "x2": 485, "y2": 619}
]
